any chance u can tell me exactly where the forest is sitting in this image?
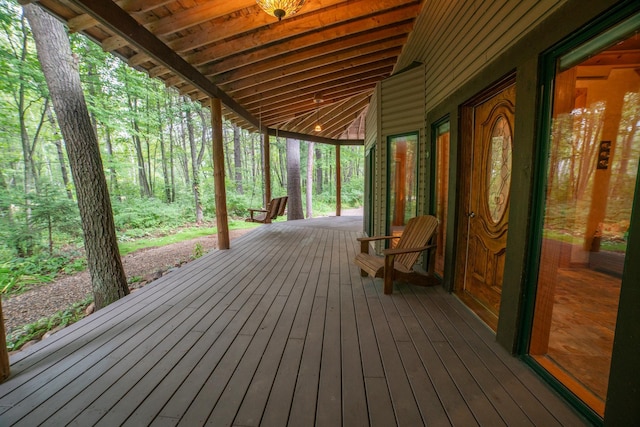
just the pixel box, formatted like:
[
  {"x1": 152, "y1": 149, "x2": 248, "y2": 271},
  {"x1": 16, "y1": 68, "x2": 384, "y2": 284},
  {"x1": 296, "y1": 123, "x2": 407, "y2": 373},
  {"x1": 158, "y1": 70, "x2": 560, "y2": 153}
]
[{"x1": 0, "y1": 1, "x2": 364, "y2": 297}]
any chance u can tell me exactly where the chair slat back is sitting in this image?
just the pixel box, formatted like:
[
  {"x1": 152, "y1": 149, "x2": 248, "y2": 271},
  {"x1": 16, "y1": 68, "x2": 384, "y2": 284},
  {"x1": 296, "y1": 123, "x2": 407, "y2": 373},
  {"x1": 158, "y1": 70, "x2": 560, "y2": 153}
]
[
  {"x1": 395, "y1": 215, "x2": 438, "y2": 269},
  {"x1": 277, "y1": 196, "x2": 288, "y2": 216},
  {"x1": 267, "y1": 198, "x2": 281, "y2": 220}
]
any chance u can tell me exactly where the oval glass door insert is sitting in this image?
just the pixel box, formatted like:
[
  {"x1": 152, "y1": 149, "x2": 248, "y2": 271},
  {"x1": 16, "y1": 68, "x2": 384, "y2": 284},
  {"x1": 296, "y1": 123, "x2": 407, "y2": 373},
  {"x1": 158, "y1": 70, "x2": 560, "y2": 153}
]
[{"x1": 487, "y1": 116, "x2": 512, "y2": 222}]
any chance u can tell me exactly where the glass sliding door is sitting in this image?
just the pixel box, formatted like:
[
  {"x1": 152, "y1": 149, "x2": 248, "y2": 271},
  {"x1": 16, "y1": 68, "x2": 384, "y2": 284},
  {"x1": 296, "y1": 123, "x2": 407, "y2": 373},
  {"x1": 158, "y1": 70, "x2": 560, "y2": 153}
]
[
  {"x1": 528, "y1": 11, "x2": 640, "y2": 418},
  {"x1": 387, "y1": 133, "x2": 418, "y2": 240}
]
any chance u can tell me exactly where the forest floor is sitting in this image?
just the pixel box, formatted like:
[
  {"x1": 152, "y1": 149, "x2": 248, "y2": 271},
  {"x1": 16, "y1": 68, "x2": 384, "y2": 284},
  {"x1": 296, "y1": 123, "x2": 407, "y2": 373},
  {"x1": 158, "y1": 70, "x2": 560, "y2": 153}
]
[{"x1": 2, "y1": 228, "x2": 254, "y2": 336}]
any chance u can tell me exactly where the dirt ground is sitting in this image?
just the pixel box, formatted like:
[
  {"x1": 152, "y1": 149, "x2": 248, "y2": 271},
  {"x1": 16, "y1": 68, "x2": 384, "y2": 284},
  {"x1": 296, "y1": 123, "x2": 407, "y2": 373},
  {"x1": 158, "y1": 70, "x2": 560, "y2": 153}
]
[{"x1": 2, "y1": 228, "x2": 253, "y2": 336}]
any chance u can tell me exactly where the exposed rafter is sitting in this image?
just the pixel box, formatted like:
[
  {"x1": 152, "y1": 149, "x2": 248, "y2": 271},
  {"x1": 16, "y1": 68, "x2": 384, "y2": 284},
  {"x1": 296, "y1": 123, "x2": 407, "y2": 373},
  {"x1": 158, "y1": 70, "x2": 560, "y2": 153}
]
[{"x1": 35, "y1": 0, "x2": 425, "y2": 143}]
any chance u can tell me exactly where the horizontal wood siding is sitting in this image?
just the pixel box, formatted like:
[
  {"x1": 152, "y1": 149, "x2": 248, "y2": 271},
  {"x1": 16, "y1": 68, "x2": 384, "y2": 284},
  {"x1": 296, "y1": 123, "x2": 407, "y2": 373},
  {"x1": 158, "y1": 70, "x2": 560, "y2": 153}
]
[
  {"x1": 377, "y1": 66, "x2": 427, "y2": 251},
  {"x1": 365, "y1": 86, "x2": 377, "y2": 151},
  {"x1": 397, "y1": 0, "x2": 567, "y2": 112},
  {"x1": 380, "y1": 65, "x2": 425, "y2": 137}
]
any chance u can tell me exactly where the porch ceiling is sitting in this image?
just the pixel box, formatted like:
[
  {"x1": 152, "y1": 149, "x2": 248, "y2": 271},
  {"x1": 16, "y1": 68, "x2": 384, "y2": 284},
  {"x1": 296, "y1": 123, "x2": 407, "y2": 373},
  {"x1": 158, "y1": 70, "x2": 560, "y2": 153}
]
[{"x1": 32, "y1": 0, "x2": 425, "y2": 144}]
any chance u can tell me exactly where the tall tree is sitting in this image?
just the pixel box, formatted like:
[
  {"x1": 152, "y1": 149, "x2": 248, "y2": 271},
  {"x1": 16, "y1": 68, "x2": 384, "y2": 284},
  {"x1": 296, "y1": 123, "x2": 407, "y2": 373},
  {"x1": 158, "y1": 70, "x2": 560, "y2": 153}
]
[
  {"x1": 286, "y1": 138, "x2": 303, "y2": 220},
  {"x1": 158, "y1": 95, "x2": 171, "y2": 202},
  {"x1": 47, "y1": 108, "x2": 73, "y2": 199},
  {"x1": 233, "y1": 124, "x2": 243, "y2": 194},
  {"x1": 185, "y1": 101, "x2": 203, "y2": 223},
  {"x1": 23, "y1": 3, "x2": 129, "y2": 309},
  {"x1": 306, "y1": 141, "x2": 314, "y2": 218},
  {"x1": 315, "y1": 146, "x2": 323, "y2": 194},
  {"x1": 124, "y1": 70, "x2": 152, "y2": 198}
]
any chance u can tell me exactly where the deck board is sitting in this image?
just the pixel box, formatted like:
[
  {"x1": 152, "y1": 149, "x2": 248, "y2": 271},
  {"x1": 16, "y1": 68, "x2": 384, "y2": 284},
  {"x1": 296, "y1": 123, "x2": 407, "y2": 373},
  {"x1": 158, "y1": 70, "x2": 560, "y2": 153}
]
[{"x1": 0, "y1": 217, "x2": 589, "y2": 426}]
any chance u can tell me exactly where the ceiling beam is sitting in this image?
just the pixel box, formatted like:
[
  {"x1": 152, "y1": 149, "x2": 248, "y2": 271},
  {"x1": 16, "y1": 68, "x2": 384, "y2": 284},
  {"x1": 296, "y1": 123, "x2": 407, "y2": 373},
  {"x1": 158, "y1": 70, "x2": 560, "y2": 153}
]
[
  {"x1": 199, "y1": 18, "x2": 415, "y2": 78},
  {"x1": 238, "y1": 63, "x2": 392, "y2": 107},
  {"x1": 266, "y1": 128, "x2": 363, "y2": 146},
  {"x1": 227, "y1": 51, "x2": 400, "y2": 98},
  {"x1": 67, "y1": 0, "x2": 173, "y2": 33},
  {"x1": 167, "y1": 0, "x2": 349, "y2": 55},
  {"x1": 245, "y1": 76, "x2": 381, "y2": 118},
  {"x1": 182, "y1": 0, "x2": 420, "y2": 66},
  {"x1": 67, "y1": 0, "x2": 260, "y2": 129},
  {"x1": 214, "y1": 34, "x2": 407, "y2": 87},
  {"x1": 255, "y1": 86, "x2": 376, "y2": 125}
]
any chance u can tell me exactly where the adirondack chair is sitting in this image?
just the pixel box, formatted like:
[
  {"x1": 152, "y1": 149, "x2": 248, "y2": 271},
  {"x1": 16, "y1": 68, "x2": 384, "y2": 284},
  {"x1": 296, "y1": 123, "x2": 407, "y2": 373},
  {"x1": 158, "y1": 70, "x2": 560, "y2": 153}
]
[
  {"x1": 354, "y1": 215, "x2": 439, "y2": 294},
  {"x1": 246, "y1": 197, "x2": 281, "y2": 224}
]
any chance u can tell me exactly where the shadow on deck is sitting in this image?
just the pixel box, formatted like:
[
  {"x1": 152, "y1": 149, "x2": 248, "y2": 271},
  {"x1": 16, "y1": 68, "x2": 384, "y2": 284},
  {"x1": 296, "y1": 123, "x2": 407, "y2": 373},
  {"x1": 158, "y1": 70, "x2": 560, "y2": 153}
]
[{"x1": 0, "y1": 216, "x2": 587, "y2": 426}]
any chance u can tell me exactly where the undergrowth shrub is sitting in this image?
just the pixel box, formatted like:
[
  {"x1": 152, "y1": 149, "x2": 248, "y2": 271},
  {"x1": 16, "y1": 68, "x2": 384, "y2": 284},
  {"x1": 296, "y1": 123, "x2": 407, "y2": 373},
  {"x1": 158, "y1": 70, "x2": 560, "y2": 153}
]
[{"x1": 6, "y1": 296, "x2": 93, "y2": 352}]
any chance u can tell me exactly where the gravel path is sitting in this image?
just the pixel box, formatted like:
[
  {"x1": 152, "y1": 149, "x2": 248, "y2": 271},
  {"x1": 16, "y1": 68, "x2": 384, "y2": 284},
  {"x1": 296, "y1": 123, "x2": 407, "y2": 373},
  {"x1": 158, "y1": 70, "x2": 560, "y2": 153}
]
[{"x1": 2, "y1": 228, "x2": 253, "y2": 336}]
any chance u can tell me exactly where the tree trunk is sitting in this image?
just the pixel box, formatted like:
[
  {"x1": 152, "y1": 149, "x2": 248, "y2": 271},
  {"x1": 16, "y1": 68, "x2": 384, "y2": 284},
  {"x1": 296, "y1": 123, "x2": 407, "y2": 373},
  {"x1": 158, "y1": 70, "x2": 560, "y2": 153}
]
[
  {"x1": 286, "y1": 138, "x2": 304, "y2": 220},
  {"x1": 18, "y1": 14, "x2": 36, "y2": 199},
  {"x1": 24, "y1": 3, "x2": 128, "y2": 309},
  {"x1": 159, "y1": 97, "x2": 171, "y2": 202},
  {"x1": 179, "y1": 116, "x2": 191, "y2": 188},
  {"x1": 315, "y1": 147, "x2": 323, "y2": 194},
  {"x1": 126, "y1": 90, "x2": 152, "y2": 198},
  {"x1": 168, "y1": 95, "x2": 176, "y2": 202},
  {"x1": 233, "y1": 125, "x2": 243, "y2": 194},
  {"x1": 47, "y1": 108, "x2": 73, "y2": 199},
  {"x1": 306, "y1": 142, "x2": 314, "y2": 218},
  {"x1": 104, "y1": 126, "x2": 120, "y2": 197},
  {"x1": 185, "y1": 104, "x2": 203, "y2": 223}
]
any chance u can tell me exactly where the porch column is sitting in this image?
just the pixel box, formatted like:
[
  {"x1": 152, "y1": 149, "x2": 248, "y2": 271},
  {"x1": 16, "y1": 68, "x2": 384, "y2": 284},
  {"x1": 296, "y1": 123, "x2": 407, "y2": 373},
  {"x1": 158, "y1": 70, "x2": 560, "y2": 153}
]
[
  {"x1": 211, "y1": 97, "x2": 229, "y2": 249},
  {"x1": 263, "y1": 127, "x2": 271, "y2": 205},
  {"x1": 336, "y1": 145, "x2": 341, "y2": 216},
  {"x1": 0, "y1": 300, "x2": 9, "y2": 382}
]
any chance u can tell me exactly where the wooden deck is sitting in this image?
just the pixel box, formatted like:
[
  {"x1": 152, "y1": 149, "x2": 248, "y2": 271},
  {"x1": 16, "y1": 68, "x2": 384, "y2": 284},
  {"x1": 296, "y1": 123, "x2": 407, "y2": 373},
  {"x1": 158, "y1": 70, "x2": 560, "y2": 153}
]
[{"x1": 0, "y1": 216, "x2": 587, "y2": 426}]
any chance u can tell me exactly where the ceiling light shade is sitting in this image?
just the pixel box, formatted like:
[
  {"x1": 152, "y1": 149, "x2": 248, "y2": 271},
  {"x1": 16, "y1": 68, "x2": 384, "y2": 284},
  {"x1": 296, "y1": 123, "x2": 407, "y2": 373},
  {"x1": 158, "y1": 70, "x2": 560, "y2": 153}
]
[
  {"x1": 314, "y1": 123, "x2": 322, "y2": 132},
  {"x1": 256, "y1": 0, "x2": 305, "y2": 21}
]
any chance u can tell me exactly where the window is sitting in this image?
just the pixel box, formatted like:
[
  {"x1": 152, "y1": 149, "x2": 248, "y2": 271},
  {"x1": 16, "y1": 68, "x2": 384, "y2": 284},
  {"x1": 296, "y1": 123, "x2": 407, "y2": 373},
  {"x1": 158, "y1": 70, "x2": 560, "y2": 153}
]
[
  {"x1": 387, "y1": 133, "x2": 418, "y2": 239},
  {"x1": 433, "y1": 121, "x2": 450, "y2": 277},
  {"x1": 528, "y1": 11, "x2": 640, "y2": 417}
]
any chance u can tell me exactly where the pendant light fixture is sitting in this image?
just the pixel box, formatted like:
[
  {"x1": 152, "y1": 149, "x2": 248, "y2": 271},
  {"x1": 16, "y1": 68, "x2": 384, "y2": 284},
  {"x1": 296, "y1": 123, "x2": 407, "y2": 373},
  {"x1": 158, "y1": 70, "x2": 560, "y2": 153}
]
[
  {"x1": 313, "y1": 94, "x2": 323, "y2": 132},
  {"x1": 256, "y1": 0, "x2": 305, "y2": 21}
]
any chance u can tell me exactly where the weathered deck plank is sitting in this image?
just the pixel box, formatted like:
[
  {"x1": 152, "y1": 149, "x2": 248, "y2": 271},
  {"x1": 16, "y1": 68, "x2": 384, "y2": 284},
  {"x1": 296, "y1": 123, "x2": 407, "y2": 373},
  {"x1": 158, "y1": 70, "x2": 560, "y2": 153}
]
[{"x1": 0, "y1": 217, "x2": 588, "y2": 426}]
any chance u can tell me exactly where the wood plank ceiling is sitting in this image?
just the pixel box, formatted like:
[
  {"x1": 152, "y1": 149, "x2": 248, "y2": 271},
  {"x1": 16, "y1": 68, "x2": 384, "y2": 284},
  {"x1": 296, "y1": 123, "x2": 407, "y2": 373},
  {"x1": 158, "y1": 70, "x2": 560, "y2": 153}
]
[{"x1": 31, "y1": 0, "x2": 425, "y2": 144}]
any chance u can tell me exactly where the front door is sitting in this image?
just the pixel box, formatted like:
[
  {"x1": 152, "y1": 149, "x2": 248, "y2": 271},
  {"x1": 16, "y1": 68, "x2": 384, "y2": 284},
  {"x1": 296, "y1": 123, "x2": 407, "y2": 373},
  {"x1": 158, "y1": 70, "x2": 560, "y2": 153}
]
[{"x1": 459, "y1": 82, "x2": 515, "y2": 330}]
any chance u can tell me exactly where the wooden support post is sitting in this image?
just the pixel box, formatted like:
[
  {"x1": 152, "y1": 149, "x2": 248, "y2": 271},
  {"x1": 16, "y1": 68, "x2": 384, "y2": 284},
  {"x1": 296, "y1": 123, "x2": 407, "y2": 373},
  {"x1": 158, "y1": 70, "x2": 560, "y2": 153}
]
[
  {"x1": 336, "y1": 145, "x2": 341, "y2": 216},
  {"x1": 211, "y1": 98, "x2": 229, "y2": 249},
  {"x1": 263, "y1": 127, "x2": 271, "y2": 206},
  {"x1": 0, "y1": 299, "x2": 9, "y2": 382}
]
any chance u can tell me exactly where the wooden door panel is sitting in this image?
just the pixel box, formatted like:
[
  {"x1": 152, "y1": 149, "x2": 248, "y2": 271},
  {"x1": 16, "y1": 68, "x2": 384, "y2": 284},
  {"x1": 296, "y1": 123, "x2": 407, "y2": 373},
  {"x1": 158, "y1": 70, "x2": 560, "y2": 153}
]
[{"x1": 461, "y1": 83, "x2": 515, "y2": 324}]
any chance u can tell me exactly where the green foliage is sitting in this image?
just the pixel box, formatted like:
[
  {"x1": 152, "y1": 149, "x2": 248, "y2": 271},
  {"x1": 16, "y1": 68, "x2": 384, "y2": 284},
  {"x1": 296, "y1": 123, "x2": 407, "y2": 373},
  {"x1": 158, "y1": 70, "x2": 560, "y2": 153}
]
[
  {"x1": 0, "y1": 250, "x2": 85, "y2": 296},
  {"x1": 117, "y1": 220, "x2": 258, "y2": 256},
  {"x1": 6, "y1": 296, "x2": 93, "y2": 352},
  {"x1": 0, "y1": 260, "x2": 52, "y2": 294},
  {"x1": 113, "y1": 197, "x2": 191, "y2": 233},
  {"x1": 192, "y1": 242, "x2": 204, "y2": 259},
  {"x1": 340, "y1": 175, "x2": 365, "y2": 208},
  {"x1": 224, "y1": 192, "x2": 255, "y2": 218}
]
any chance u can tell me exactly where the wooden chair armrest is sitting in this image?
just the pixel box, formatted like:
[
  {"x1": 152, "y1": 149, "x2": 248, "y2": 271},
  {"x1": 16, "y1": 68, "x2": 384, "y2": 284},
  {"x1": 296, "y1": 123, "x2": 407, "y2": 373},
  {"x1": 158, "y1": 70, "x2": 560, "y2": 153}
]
[
  {"x1": 382, "y1": 244, "x2": 436, "y2": 256},
  {"x1": 248, "y1": 208, "x2": 268, "y2": 214},
  {"x1": 357, "y1": 235, "x2": 400, "y2": 254},
  {"x1": 356, "y1": 235, "x2": 399, "y2": 242}
]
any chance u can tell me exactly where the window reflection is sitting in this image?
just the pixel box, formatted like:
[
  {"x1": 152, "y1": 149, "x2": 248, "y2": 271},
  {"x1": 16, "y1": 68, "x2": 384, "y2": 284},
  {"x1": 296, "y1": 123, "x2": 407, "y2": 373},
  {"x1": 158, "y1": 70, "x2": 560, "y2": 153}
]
[
  {"x1": 434, "y1": 122, "x2": 449, "y2": 277},
  {"x1": 530, "y1": 20, "x2": 640, "y2": 416},
  {"x1": 388, "y1": 133, "x2": 418, "y2": 240}
]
